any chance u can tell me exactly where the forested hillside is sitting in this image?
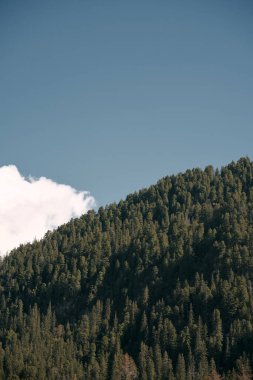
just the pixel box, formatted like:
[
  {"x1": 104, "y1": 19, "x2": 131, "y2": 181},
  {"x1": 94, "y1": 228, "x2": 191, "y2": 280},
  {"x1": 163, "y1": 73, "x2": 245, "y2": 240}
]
[{"x1": 1, "y1": 157, "x2": 253, "y2": 379}]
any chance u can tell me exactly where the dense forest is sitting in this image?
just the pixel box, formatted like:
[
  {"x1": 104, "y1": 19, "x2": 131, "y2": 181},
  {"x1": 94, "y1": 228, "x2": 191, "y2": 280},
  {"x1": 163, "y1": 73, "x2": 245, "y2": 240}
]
[{"x1": 1, "y1": 157, "x2": 253, "y2": 379}]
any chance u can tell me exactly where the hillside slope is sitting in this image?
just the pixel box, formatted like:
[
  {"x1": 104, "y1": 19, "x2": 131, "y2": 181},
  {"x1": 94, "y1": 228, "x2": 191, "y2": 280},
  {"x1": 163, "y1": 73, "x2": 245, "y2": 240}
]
[{"x1": 0, "y1": 157, "x2": 253, "y2": 379}]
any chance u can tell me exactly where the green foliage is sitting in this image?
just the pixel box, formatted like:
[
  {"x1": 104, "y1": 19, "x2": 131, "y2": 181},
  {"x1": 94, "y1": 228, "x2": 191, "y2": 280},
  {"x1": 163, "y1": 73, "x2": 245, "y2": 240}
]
[{"x1": 0, "y1": 157, "x2": 253, "y2": 378}]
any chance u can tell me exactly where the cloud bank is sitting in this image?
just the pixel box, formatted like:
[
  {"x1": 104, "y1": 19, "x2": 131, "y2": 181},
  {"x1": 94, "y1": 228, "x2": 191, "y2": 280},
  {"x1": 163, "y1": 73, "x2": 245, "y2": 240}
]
[{"x1": 0, "y1": 165, "x2": 96, "y2": 256}]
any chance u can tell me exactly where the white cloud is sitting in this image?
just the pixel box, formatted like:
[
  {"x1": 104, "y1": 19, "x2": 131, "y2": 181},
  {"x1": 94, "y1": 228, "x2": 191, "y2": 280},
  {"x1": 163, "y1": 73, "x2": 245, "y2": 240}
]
[{"x1": 0, "y1": 165, "x2": 96, "y2": 256}]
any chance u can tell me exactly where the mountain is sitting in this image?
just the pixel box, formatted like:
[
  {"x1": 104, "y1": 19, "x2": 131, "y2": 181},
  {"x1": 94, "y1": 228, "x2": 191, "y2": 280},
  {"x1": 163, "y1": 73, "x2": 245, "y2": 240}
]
[{"x1": 0, "y1": 157, "x2": 253, "y2": 379}]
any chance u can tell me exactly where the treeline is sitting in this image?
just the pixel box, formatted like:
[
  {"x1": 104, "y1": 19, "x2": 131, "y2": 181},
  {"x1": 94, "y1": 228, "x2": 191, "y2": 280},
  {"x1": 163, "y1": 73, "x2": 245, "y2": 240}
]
[{"x1": 0, "y1": 157, "x2": 253, "y2": 379}]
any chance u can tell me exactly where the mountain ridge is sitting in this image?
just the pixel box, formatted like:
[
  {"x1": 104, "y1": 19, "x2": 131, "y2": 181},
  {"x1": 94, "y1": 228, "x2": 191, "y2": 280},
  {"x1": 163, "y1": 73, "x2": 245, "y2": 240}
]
[{"x1": 0, "y1": 156, "x2": 253, "y2": 379}]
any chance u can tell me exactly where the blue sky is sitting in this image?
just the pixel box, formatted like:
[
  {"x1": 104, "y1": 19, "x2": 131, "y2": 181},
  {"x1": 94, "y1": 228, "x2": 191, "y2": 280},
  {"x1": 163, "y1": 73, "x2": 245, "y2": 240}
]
[{"x1": 1, "y1": 0, "x2": 253, "y2": 207}]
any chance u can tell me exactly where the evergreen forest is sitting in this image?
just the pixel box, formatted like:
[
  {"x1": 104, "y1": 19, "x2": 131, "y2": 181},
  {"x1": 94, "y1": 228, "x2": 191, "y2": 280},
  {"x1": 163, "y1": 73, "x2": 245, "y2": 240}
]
[{"x1": 1, "y1": 157, "x2": 253, "y2": 379}]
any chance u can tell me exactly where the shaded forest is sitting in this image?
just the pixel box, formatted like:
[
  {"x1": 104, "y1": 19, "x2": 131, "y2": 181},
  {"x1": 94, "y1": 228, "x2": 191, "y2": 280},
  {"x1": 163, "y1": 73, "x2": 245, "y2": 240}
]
[{"x1": 1, "y1": 157, "x2": 253, "y2": 379}]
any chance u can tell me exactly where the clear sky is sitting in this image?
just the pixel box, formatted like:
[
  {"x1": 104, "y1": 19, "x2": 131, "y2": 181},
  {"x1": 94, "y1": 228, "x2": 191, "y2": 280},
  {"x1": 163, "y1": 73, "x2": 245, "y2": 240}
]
[{"x1": 1, "y1": 0, "x2": 253, "y2": 207}]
